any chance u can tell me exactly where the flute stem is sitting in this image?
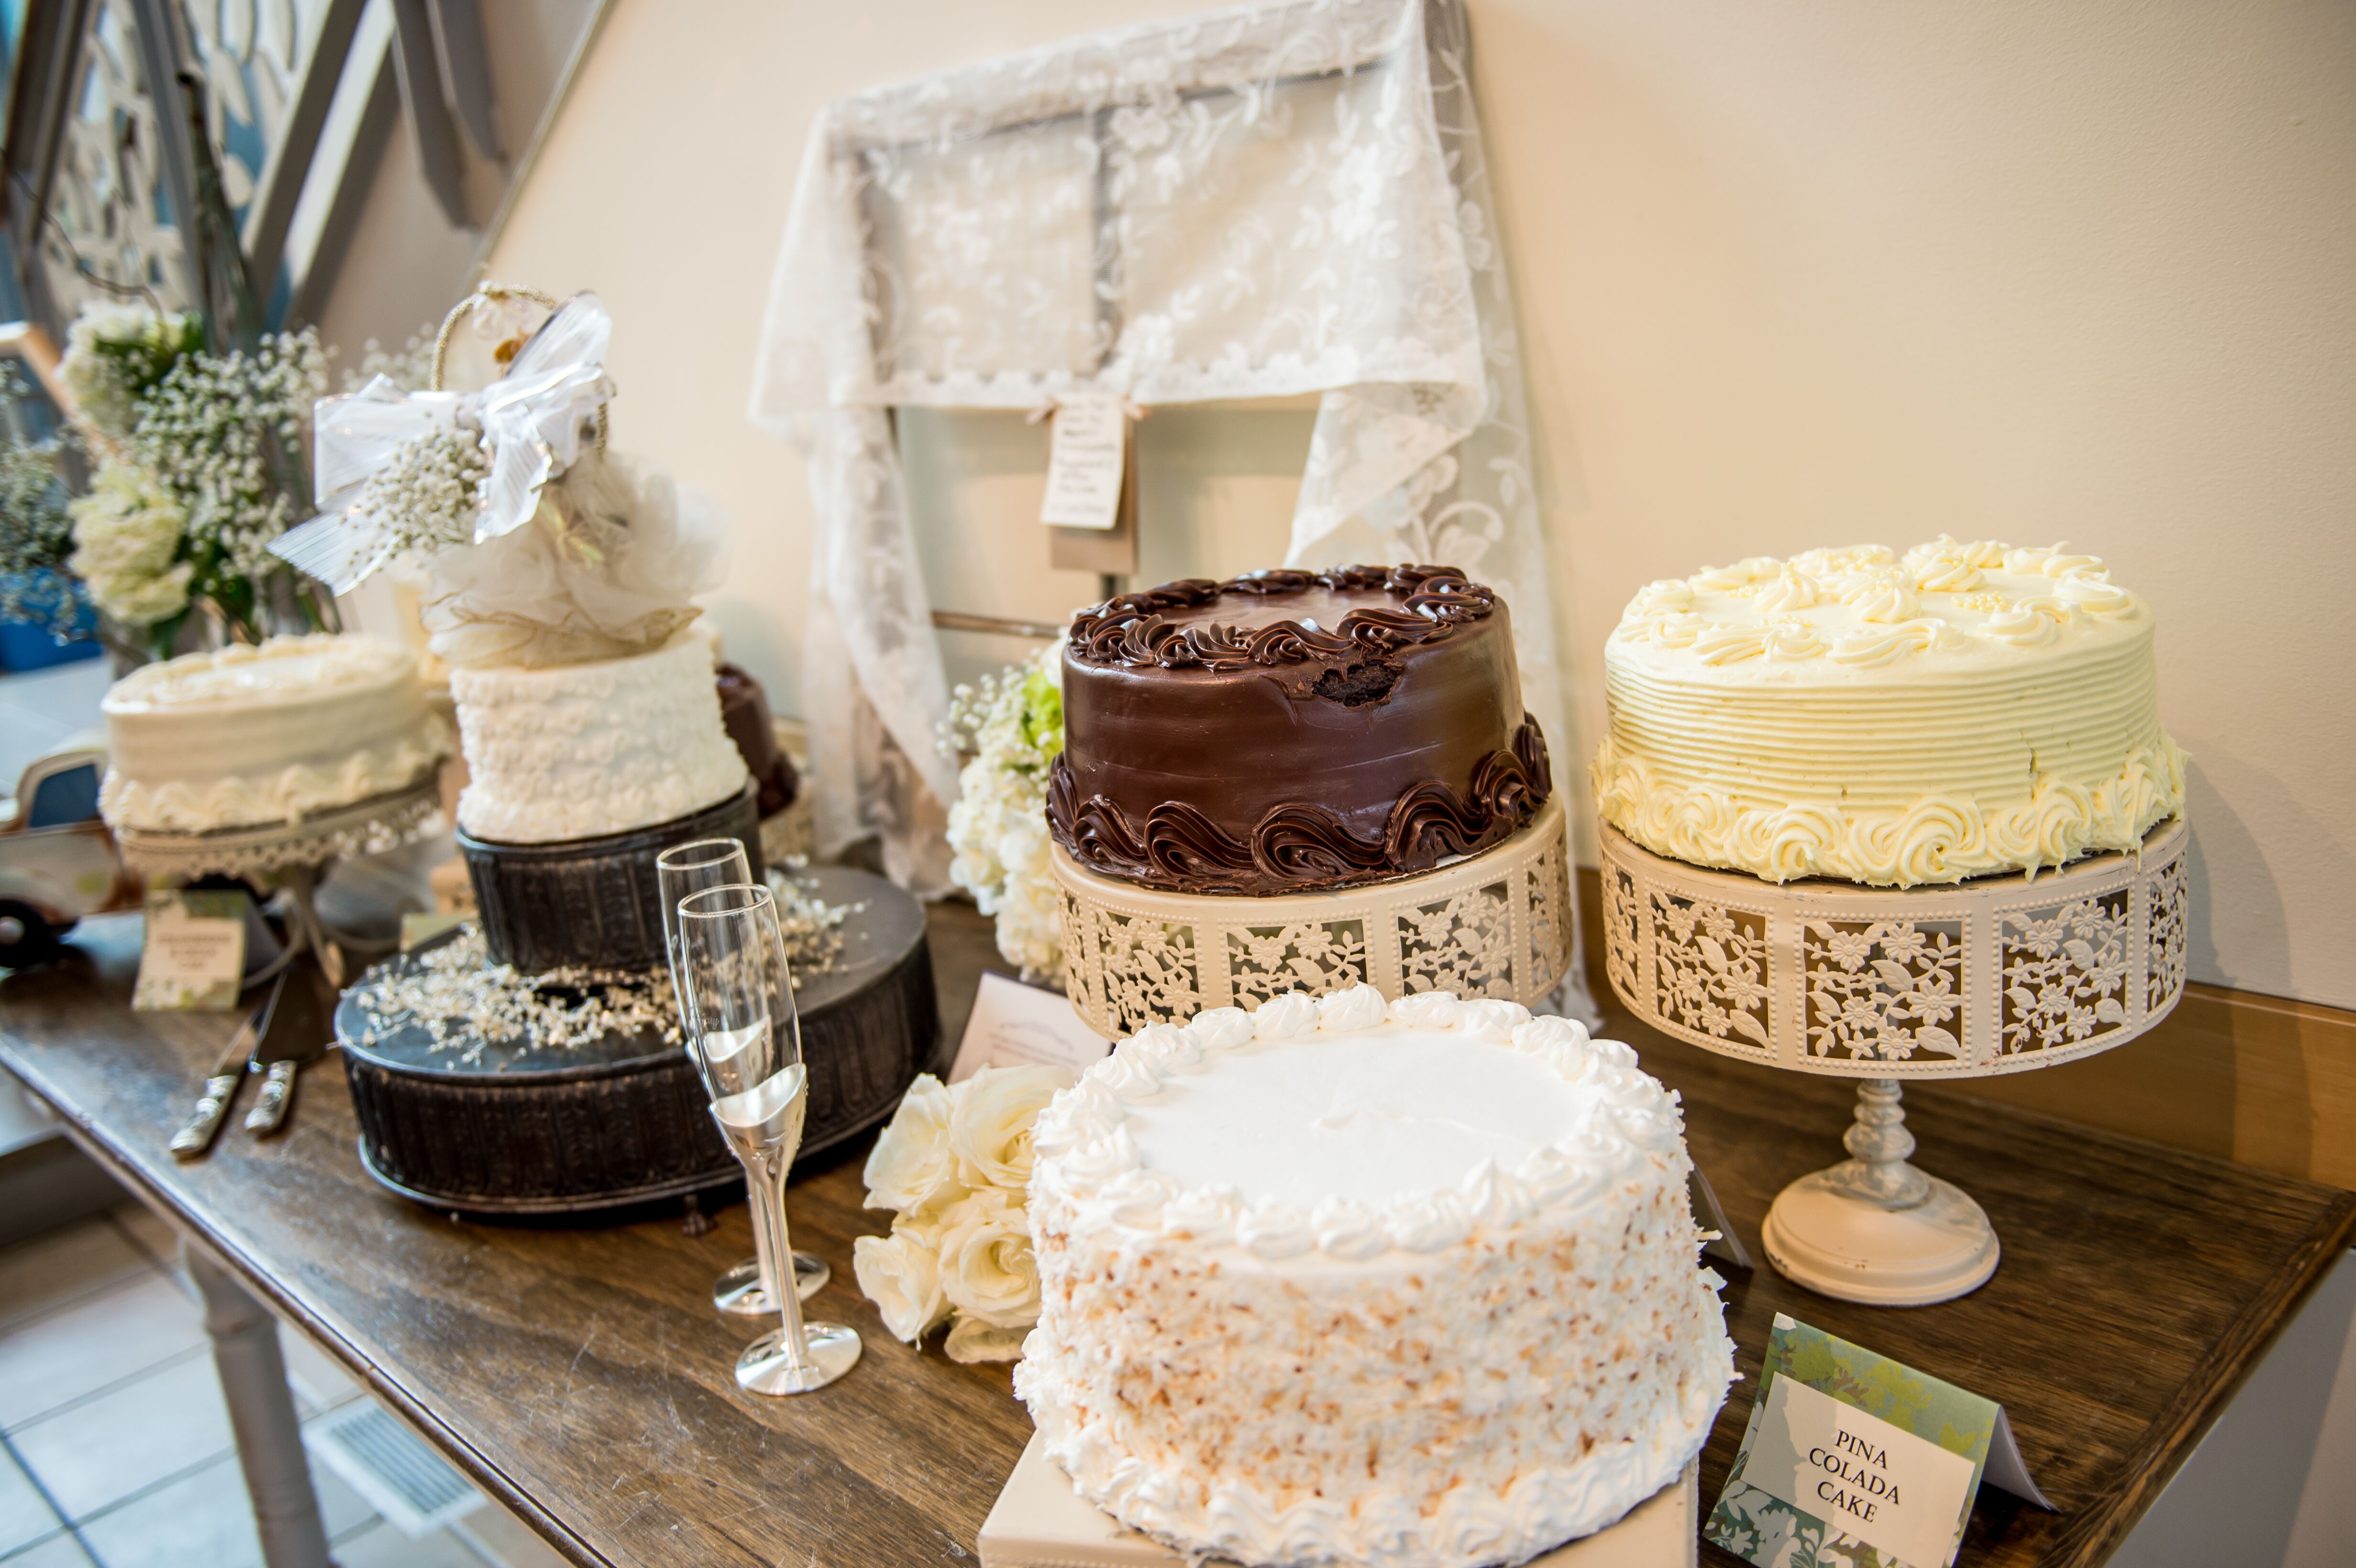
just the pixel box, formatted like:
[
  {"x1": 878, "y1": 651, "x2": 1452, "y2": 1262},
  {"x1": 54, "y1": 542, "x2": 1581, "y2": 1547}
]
[{"x1": 746, "y1": 1152, "x2": 810, "y2": 1365}]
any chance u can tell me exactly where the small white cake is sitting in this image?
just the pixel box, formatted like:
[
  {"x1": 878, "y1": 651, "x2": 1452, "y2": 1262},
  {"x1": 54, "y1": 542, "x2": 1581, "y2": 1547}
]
[
  {"x1": 100, "y1": 634, "x2": 451, "y2": 833},
  {"x1": 1017, "y1": 986, "x2": 1734, "y2": 1568},
  {"x1": 448, "y1": 628, "x2": 748, "y2": 844},
  {"x1": 1593, "y1": 539, "x2": 2186, "y2": 886}
]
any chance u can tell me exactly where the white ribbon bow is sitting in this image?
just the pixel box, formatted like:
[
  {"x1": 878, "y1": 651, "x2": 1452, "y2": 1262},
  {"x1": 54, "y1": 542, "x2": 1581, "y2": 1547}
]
[{"x1": 271, "y1": 293, "x2": 616, "y2": 594}]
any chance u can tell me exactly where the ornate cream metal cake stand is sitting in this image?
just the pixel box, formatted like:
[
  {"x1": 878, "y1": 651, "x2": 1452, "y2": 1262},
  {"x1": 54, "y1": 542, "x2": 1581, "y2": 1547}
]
[
  {"x1": 113, "y1": 776, "x2": 445, "y2": 988},
  {"x1": 1053, "y1": 795, "x2": 1576, "y2": 1038},
  {"x1": 1600, "y1": 815, "x2": 2190, "y2": 1306}
]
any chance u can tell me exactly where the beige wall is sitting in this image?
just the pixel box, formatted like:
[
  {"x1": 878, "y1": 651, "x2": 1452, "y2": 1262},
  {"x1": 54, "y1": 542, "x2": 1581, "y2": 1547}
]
[{"x1": 483, "y1": 0, "x2": 2356, "y2": 1011}]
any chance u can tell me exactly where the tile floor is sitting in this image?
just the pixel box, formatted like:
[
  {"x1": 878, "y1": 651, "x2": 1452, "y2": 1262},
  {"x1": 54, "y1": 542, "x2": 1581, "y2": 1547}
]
[{"x1": 0, "y1": 1203, "x2": 564, "y2": 1568}]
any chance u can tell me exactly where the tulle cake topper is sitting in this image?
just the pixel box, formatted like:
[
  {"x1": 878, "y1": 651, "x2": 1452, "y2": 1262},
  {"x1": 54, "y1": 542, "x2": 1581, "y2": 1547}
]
[{"x1": 269, "y1": 285, "x2": 726, "y2": 669}]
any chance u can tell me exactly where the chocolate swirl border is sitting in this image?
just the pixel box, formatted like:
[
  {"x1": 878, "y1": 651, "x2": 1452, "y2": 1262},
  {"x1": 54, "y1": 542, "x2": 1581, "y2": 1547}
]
[
  {"x1": 1068, "y1": 564, "x2": 1496, "y2": 671},
  {"x1": 1047, "y1": 718, "x2": 1553, "y2": 895}
]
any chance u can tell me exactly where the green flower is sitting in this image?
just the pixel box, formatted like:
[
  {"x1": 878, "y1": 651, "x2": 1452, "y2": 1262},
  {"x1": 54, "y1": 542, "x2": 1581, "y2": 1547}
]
[{"x1": 1018, "y1": 667, "x2": 1064, "y2": 759}]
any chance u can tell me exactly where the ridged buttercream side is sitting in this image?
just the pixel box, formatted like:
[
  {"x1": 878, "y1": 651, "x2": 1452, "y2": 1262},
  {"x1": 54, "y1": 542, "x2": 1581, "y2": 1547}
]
[{"x1": 1595, "y1": 540, "x2": 2186, "y2": 884}]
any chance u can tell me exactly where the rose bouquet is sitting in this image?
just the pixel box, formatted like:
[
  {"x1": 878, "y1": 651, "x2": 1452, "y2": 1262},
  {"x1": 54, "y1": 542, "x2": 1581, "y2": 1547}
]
[
  {"x1": 851, "y1": 1062, "x2": 1074, "y2": 1363},
  {"x1": 945, "y1": 644, "x2": 1065, "y2": 981}
]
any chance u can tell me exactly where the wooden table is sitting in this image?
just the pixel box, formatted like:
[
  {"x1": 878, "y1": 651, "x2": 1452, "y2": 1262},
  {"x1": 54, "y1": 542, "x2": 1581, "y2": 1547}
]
[{"x1": 2, "y1": 907, "x2": 2350, "y2": 1568}]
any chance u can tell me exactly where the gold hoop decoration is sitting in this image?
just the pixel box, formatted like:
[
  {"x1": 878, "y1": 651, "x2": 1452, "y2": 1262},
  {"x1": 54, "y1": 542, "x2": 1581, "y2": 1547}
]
[{"x1": 429, "y1": 283, "x2": 608, "y2": 452}]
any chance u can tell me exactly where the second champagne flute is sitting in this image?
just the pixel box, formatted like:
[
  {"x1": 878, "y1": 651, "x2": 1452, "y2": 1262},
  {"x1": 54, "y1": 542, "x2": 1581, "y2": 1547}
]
[
  {"x1": 676, "y1": 882, "x2": 860, "y2": 1394},
  {"x1": 656, "y1": 838, "x2": 827, "y2": 1314}
]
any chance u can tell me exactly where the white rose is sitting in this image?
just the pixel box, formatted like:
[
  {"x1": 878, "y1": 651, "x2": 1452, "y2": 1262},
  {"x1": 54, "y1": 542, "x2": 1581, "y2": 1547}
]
[
  {"x1": 852, "y1": 1230, "x2": 948, "y2": 1345},
  {"x1": 943, "y1": 1313, "x2": 1030, "y2": 1364},
  {"x1": 1316, "y1": 983, "x2": 1387, "y2": 1034},
  {"x1": 936, "y1": 1188, "x2": 1042, "y2": 1329},
  {"x1": 1252, "y1": 991, "x2": 1319, "y2": 1039},
  {"x1": 949, "y1": 1063, "x2": 1074, "y2": 1191},
  {"x1": 862, "y1": 1074, "x2": 960, "y2": 1215}
]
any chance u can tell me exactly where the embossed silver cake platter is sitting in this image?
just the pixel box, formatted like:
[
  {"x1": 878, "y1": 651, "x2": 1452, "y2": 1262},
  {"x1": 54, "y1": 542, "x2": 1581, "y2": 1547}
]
[
  {"x1": 112, "y1": 773, "x2": 447, "y2": 988},
  {"x1": 1599, "y1": 813, "x2": 2190, "y2": 1306}
]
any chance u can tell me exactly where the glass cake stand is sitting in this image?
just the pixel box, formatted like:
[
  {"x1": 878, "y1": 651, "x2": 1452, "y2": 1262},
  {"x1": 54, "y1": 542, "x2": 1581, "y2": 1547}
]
[
  {"x1": 113, "y1": 775, "x2": 445, "y2": 988},
  {"x1": 1598, "y1": 816, "x2": 2190, "y2": 1305}
]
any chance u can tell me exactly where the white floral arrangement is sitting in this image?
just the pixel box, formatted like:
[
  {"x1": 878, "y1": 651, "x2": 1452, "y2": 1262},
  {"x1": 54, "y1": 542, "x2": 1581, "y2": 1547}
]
[
  {"x1": 945, "y1": 645, "x2": 1065, "y2": 981},
  {"x1": 55, "y1": 301, "x2": 331, "y2": 656},
  {"x1": 851, "y1": 1063, "x2": 1074, "y2": 1363}
]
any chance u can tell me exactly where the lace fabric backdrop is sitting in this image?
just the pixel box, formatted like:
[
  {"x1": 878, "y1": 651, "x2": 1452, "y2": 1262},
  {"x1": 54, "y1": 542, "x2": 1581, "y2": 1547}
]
[{"x1": 752, "y1": 0, "x2": 1591, "y2": 1016}]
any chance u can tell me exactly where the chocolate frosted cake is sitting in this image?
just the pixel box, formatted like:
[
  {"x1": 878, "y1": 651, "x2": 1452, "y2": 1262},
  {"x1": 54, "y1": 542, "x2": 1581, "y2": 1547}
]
[{"x1": 1047, "y1": 565, "x2": 1551, "y2": 894}]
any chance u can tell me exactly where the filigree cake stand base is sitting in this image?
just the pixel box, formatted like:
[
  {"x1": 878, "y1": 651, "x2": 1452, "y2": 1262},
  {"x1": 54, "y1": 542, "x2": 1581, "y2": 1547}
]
[
  {"x1": 114, "y1": 776, "x2": 445, "y2": 989},
  {"x1": 1052, "y1": 795, "x2": 1575, "y2": 1037},
  {"x1": 1599, "y1": 814, "x2": 2189, "y2": 1305}
]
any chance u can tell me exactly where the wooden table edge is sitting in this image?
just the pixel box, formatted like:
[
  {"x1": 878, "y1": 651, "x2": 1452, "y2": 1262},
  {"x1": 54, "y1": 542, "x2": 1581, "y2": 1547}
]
[
  {"x1": 2050, "y1": 1189, "x2": 2356, "y2": 1564},
  {"x1": 0, "y1": 1039, "x2": 618, "y2": 1568}
]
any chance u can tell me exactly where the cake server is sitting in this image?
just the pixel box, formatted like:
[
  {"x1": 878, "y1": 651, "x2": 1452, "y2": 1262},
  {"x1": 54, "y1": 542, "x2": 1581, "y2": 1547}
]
[
  {"x1": 169, "y1": 972, "x2": 284, "y2": 1158},
  {"x1": 244, "y1": 964, "x2": 335, "y2": 1136}
]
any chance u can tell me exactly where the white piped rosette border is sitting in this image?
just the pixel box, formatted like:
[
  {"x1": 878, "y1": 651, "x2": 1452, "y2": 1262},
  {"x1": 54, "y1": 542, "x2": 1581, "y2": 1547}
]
[{"x1": 1015, "y1": 983, "x2": 1734, "y2": 1568}]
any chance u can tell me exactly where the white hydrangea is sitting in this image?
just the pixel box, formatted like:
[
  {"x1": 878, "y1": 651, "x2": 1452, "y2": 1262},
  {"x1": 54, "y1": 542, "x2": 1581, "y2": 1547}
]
[
  {"x1": 67, "y1": 461, "x2": 191, "y2": 626},
  {"x1": 944, "y1": 643, "x2": 1066, "y2": 980}
]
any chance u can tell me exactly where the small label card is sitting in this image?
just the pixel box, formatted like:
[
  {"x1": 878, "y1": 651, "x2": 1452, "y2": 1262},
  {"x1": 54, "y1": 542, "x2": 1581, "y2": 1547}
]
[
  {"x1": 1704, "y1": 1315, "x2": 2049, "y2": 1568},
  {"x1": 1038, "y1": 391, "x2": 1128, "y2": 530},
  {"x1": 133, "y1": 890, "x2": 249, "y2": 1011},
  {"x1": 949, "y1": 972, "x2": 1113, "y2": 1083}
]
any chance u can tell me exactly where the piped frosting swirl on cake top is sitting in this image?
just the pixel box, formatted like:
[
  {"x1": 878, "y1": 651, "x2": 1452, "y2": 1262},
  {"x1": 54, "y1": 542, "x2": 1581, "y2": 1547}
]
[
  {"x1": 1016, "y1": 985, "x2": 1733, "y2": 1568},
  {"x1": 1594, "y1": 539, "x2": 2186, "y2": 886}
]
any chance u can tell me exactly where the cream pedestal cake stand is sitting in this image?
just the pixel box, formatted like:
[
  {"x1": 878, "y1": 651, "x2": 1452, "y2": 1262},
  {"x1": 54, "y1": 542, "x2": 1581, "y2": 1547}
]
[
  {"x1": 1599, "y1": 815, "x2": 2190, "y2": 1306},
  {"x1": 1052, "y1": 795, "x2": 1576, "y2": 1036},
  {"x1": 113, "y1": 776, "x2": 445, "y2": 988}
]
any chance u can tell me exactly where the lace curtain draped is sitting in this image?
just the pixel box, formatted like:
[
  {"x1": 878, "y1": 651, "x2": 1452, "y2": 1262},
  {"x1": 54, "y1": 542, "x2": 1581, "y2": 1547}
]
[{"x1": 751, "y1": 0, "x2": 1590, "y2": 1015}]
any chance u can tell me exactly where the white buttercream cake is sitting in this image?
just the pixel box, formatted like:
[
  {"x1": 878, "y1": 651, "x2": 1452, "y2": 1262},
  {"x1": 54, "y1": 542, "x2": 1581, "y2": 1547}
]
[
  {"x1": 1593, "y1": 539, "x2": 2186, "y2": 886},
  {"x1": 448, "y1": 628, "x2": 747, "y2": 844},
  {"x1": 1016, "y1": 985, "x2": 1734, "y2": 1568},
  {"x1": 100, "y1": 634, "x2": 451, "y2": 833}
]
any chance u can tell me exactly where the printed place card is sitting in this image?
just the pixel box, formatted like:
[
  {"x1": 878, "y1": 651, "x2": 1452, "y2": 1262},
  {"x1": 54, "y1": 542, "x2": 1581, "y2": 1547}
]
[
  {"x1": 1038, "y1": 391, "x2": 1128, "y2": 530},
  {"x1": 1704, "y1": 1314, "x2": 2049, "y2": 1568},
  {"x1": 949, "y1": 972, "x2": 1114, "y2": 1082},
  {"x1": 133, "y1": 890, "x2": 249, "y2": 1011}
]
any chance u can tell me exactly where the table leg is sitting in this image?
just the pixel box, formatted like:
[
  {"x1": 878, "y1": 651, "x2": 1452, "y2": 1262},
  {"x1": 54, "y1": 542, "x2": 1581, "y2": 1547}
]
[{"x1": 184, "y1": 1242, "x2": 332, "y2": 1568}]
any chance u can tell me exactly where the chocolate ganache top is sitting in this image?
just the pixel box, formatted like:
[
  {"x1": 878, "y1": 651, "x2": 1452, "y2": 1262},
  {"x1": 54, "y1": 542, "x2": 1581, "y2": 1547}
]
[{"x1": 1049, "y1": 565, "x2": 1551, "y2": 895}]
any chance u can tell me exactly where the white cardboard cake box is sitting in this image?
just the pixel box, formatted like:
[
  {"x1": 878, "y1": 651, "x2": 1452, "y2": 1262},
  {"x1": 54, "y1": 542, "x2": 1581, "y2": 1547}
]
[{"x1": 978, "y1": 1433, "x2": 1698, "y2": 1568}]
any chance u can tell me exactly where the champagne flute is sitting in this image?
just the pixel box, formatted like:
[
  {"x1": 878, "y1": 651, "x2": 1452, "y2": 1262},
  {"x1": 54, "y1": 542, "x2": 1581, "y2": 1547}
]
[
  {"x1": 657, "y1": 838, "x2": 828, "y2": 1313},
  {"x1": 676, "y1": 882, "x2": 860, "y2": 1394}
]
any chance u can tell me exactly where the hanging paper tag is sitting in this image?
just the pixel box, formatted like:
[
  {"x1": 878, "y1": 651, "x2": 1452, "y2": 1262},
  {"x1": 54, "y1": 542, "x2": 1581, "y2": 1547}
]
[
  {"x1": 1705, "y1": 1315, "x2": 2050, "y2": 1568},
  {"x1": 1038, "y1": 392, "x2": 1128, "y2": 530},
  {"x1": 133, "y1": 891, "x2": 249, "y2": 1012},
  {"x1": 949, "y1": 972, "x2": 1113, "y2": 1082}
]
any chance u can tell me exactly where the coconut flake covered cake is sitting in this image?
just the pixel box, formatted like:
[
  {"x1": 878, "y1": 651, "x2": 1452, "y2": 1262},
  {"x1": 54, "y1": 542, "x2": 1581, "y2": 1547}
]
[{"x1": 1015, "y1": 985, "x2": 1734, "y2": 1568}]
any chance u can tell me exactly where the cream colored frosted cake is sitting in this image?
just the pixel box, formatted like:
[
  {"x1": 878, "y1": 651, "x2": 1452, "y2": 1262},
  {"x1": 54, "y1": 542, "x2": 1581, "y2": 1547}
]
[
  {"x1": 449, "y1": 628, "x2": 747, "y2": 844},
  {"x1": 1016, "y1": 986, "x2": 1733, "y2": 1568},
  {"x1": 100, "y1": 634, "x2": 451, "y2": 833},
  {"x1": 1593, "y1": 539, "x2": 2185, "y2": 887}
]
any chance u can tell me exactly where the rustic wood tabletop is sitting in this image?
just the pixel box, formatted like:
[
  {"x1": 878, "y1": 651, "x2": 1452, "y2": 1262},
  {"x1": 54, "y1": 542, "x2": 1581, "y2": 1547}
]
[{"x1": 1, "y1": 905, "x2": 2348, "y2": 1568}]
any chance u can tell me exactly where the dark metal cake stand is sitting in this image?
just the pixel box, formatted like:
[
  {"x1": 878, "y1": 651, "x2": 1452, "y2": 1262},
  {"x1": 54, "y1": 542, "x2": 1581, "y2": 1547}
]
[{"x1": 337, "y1": 865, "x2": 941, "y2": 1216}]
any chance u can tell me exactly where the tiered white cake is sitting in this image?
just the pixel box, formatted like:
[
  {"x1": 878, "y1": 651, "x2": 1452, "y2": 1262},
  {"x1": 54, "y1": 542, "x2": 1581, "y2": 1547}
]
[
  {"x1": 1017, "y1": 985, "x2": 1734, "y2": 1568},
  {"x1": 1592, "y1": 539, "x2": 2184, "y2": 886},
  {"x1": 100, "y1": 633, "x2": 451, "y2": 833},
  {"x1": 448, "y1": 628, "x2": 747, "y2": 844}
]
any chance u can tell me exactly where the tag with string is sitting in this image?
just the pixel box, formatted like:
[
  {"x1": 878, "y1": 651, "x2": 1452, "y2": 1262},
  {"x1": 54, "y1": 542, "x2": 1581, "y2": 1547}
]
[{"x1": 1036, "y1": 392, "x2": 1143, "y2": 576}]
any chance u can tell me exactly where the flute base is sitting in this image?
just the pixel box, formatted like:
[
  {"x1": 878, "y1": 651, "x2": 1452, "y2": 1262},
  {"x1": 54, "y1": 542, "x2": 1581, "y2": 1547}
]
[
  {"x1": 736, "y1": 1320, "x2": 862, "y2": 1395},
  {"x1": 715, "y1": 1252, "x2": 829, "y2": 1315}
]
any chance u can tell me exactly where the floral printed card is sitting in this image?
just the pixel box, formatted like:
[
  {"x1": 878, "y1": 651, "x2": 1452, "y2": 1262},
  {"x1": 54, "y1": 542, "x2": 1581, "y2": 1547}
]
[
  {"x1": 1703, "y1": 1314, "x2": 2048, "y2": 1568},
  {"x1": 132, "y1": 890, "x2": 247, "y2": 1011}
]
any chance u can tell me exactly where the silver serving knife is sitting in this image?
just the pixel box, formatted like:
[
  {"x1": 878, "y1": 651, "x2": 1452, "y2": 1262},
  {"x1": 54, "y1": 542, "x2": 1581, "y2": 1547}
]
[
  {"x1": 243, "y1": 965, "x2": 334, "y2": 1135},
  {"x1": 169, "y1": 972, "x2": 285, "y2": 1158}
]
